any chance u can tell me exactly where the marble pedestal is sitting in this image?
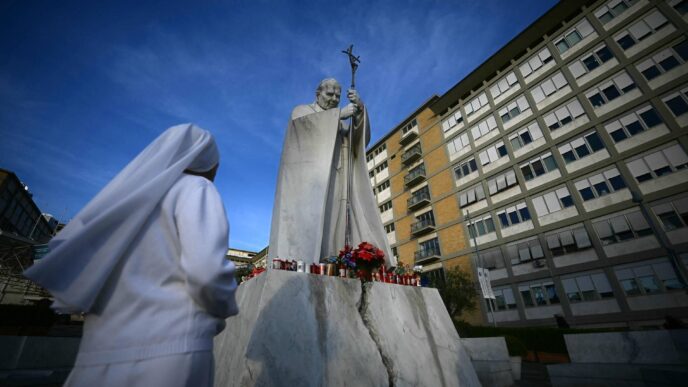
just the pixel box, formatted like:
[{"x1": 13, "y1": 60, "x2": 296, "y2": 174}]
[{"x1": 214, "y1": 270, "x2": 481, "y2": 387}]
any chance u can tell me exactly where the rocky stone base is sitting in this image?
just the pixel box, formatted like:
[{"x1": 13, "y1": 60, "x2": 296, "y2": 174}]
[{"x1": 213, "y1": 270, "x2": 480, "y2": 387}]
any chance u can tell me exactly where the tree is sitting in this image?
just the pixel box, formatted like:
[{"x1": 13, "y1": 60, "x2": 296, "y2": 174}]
[{"x1": 430, "y1": 266, "x2": 477, "y2": 318}]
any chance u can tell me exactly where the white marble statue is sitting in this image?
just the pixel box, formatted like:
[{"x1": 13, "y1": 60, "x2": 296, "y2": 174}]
[{"x1": 268, "y1": 78, "x2": 395, "y2": 267}]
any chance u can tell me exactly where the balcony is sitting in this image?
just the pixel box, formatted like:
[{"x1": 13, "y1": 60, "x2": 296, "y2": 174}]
[
  {"x1": 411, "y1": 218, "x2": 435, "y2": 236},
  {"x1": 401, "y1": 144, "x2": 422, "y2": 166},
  {"x1": 399, "y1": 125, "x2": 419, "y2": 145},
  {"x1": 414, "y1": 248, "x2": 441, "y2": 265},
  {"x1": 407, "y1": 190, "x2": 431, "y2": 211},
  {"x1": 404, "y1": 165, "x2": 426, "y2": 188}
]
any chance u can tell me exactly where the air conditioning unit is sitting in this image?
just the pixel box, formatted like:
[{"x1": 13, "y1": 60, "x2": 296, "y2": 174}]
[{"x1": 533, "y1": 259, "x2": 545, "y2": 268}]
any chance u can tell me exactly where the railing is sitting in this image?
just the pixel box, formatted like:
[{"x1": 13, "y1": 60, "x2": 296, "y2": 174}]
[
  {"x1": 414, "y1": 247, "x2": 441, "y2": 263},
  {"x1": 404, "y1": 165, "x2": 426, "y2": 186},
  {"x1": 401, "y1": 144, "x2": 422, "y2": 165},
  {"x1": 399, "y1": 125, "x2": 419, "y2": 145},
  {"x1": 411, "y1": 218, "x2": 435, "y2": 234},
  {"x1": 407, "y1": 190, "x2": 431, "y2": 209}
]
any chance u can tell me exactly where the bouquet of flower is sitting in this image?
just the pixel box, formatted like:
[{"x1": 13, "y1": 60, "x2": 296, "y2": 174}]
[
  {"x1": 336, "y1": 245, "x2": 357, "y2": 270},
  {"x1": 351, "y1": 242, "x2": 385, "y2": 281}
]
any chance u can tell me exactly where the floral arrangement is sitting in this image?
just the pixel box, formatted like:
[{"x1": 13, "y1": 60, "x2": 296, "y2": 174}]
[{"x1": 335, "y1": 247, "x2": 357, "y2": 270}]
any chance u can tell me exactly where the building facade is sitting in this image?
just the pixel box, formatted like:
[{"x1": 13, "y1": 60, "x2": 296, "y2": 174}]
[
  {"x1": 0, "y1": 169, "x2": 56, "y2": 304},
  {"x1": 367, "y1": 0, "x2": 688, "y2": 328}
]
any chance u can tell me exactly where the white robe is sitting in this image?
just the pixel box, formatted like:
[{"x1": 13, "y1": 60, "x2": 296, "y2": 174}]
[
  {"x1": 65, "y1": 174, "x2": 238, "y2": 387},
  {"x1": 268, "y1": 103, "x2": 395, "y2": 267}
]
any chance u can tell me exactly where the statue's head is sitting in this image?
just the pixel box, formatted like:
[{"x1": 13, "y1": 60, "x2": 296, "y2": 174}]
[{"x1": 315, "y1": 78, "x2": 341, "y2": 110}]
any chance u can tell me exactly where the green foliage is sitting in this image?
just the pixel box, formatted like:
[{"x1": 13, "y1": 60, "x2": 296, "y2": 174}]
[
  {"x1": 455, "y1": 321, "x2": 628, "y2": 355},
  {"x1": 504, "y1": 335, "x2": 528, "y2": 357},
  {"x1": 429, "y1": 266, "x2": 477, "y2": 318}
]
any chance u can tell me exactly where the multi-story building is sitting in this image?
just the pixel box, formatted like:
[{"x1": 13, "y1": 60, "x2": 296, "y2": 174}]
[
  {"x1": 367, "y1": 0, "x2": 688, "y2": 328},
  {"x1": 0, "y1": 168, "x2": 56, "y2": 304}
]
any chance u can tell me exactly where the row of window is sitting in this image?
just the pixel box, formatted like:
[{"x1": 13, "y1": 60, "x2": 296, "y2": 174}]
[
  {"x1": 491, "y1": 256, "x2": 683, "y2": 312},
  {"x1": 440, "y1": 5, "x2": 678, "y2": 140},
  {"x1": 484, "y1": 195, "x2": 688, "y2": 272}
]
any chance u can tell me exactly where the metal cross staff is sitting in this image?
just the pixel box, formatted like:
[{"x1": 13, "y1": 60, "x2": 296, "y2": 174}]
[{"x1": 341, "y1": 44, "x2": 360, "y2": 248}]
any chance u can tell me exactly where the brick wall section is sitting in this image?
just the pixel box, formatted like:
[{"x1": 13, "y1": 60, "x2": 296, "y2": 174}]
[
  {"x1": 395, "y1": 214, "x2": 413, "y2": 242},
  {"x1": 428, "y1": 169, "x2": 454, "y2": 198},
  {"x1": 423, "y1": 139, "x2": 448, "y2": 176},
  {"x1": 397, "y1": 241, "x2": 416, "y2": 267},
  {"x1": 438, "y1": 223, "x2": 467, "y2": 255},
  {"x1": 434, "y1": 195, "x2": 460, "y2": 227}
]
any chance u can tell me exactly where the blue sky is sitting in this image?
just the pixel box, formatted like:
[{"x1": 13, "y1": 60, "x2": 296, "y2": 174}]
[{"x1": 0, "y1": 0, "x2": 557, "y2": 251}]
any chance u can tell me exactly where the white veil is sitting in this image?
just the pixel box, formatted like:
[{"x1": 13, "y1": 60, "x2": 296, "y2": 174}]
[{"x1": 24, "y1": 123, "x2": 220, "y2": 314}]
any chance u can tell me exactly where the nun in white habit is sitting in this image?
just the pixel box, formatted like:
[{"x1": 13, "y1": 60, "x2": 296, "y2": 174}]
[{"x1": 24, "y1": 123, "x2": 238, "y2": 387}]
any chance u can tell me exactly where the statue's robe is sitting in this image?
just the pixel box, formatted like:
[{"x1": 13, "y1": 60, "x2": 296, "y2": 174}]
[{"x1": 268, "y1": 103, "x2": 395, "y2": 267}]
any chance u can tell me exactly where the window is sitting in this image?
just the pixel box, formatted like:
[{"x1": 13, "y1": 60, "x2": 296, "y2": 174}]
[
  {"x1": 481, "y1": 248, "x2": 506, "y2": 270},
  {"x1": 369, "y1": 170, "x2": 374, "y2": 178},
  {"x1": 531, "y1": 72, "x2": 569, "y2": 103},
  {"x1": 593, "y1": 209, "x2": 653, "y2": 245},
  {"x1": 391, "y1": 247, "x2": 398, "y2": 258},
  {"x1": 520, "y1": 152, "x2": 558, "y2": 181},
  {"x1": 532, "y1": 186, "x2": 575, "y2": 217},
  {"x1": 569, "y1": 44, "x2": 616, "y2": 79},
  {"x1": 652, "y1": 197, "x2": 688, "y2": 231},
  {"x1": 543, "y1": 99, "x2": 586, "y2": 131},
  {"x1": 604, "y1": 105, "x2": 663, "y2": 143},
  {"x1": 415, "y1": 211, "x2": 435, "y2": 227},
  {"x1": 487, "y1": 169, "x2": 518, "y2": 195},
  {"x1": 562, "y1": 272, "x2": 614, "y2": 303},
  {"x1": 376, "y1": 180, "x2": 390, "y2": 193},
  {"x1": 478, "y1": 140, "x2": 509, "y2": 167},
  {"x1": 519, "y1": 47, "x2": 554, "y2": 79},
  {"x1": 490, "y1": 71, "x2": 519, "y2": 99},
  {"x1": 546, "y1": 226, "x2": 592, "y2": 256},
  {"x1": 454, "y1": 157, "x2": 478, "y2": 180},
  {"x1": 615, "y1": 10, "x2": 671, "y2": 50},
  {"x1": 574, "y1": 167, "x2": 627, "y2": 201},
  {"x1": 669, "y1": 0, "x2": 688, "y2": 16},
  {"x1": 375, "y1": 161, "x2": 388, "y2": 173},
  {"x1": 498, "y1": 95, "x2": 530, "y2": 123},
  {"x1": 509, "y1": 121, "x2": 544, "y2": 151},
  {"x1": 519, "y1": 281, "x2": 559, "y2": 307},
  {"x1": 401, "y1": 119, "x2": 418, "y2": 135},
  {"x1": 637, "y1": 41, "x2": 688, "y2": 81},
  {"x1": 464, "y1": 92, "x2": 489, "y2": 117},
  {"x1": 615, "y1": 258, "x2": 684, "y2": 295},
  {"x1": 442, "y1": 110, "x2": 464, "y2": 132},
  {"x1": 558, "y1": 131, "x2": 606, "y2": 164},
  {"x1": 379, "y1": 201, "x2": 392, "y2": 213},
  {"x1": 447, "y1": 132, "x2": 470, "y2": 156},
  {"x1": 497, "y1": 202, "x2": 531, "y2": 229},
  {"x1": 492, "y1": 287, "x2": 517, "y2": 311},
  {"x1": 366, "y1": 154, "x2": 373, "y2": 162},
  {"x1": 585, "y1": 71, "x2": 636, "y2": 108},
  {"x1": 373, "y1": 144, "x2": 387, "y2": 156},
  {"x1": 626, "y1": 143, "x2": 688, "y2": 183},
  {"x1": 384, "y1": 223, "x2": 395, "y2": 233},
  {"x1": 459, "y1": 183, "x2": 486, "y2": 207},
  {"x1": 594, "y1": 0, "x2": 639, "y2": 24},
  {"x1": 506, "y1": 237, "x2": 545, "y2": 264},
  {"x1": 469, "y1": 115, "x2": 498, "y2": 141},
  {"x1": 409, "y1": 186, "x2": 431, "y2": 206},
  {"x1": 555, "y1": 18, "x2": 595, "y2": 54},
  {"x1": 467, "y1": 214, "x2": 496, "y2": 238},
  {"x1": 418, "y1": 238, "x2": 441, "y2": 256},
  {"x1": 662, "y1": 87, "x2": 688, "y2": 118}
]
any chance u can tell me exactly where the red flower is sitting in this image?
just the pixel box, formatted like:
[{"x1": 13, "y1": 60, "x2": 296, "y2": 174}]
[
  {"x1": 375, "y1": 249, "x2": 385, "y2": 259},
  {"x1": 358, "y1": 250, "x2": 373, "y2": 261}
]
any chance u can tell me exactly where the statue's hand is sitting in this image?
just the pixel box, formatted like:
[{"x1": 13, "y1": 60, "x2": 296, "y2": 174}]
[
  {"x1": 347, "y1": 88, "x2": 362, "y2": 108},
  {"x1": 340, "y1": 103, "x2": 358, "y2": 120}
]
